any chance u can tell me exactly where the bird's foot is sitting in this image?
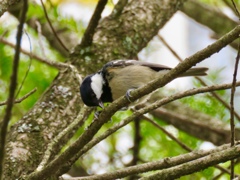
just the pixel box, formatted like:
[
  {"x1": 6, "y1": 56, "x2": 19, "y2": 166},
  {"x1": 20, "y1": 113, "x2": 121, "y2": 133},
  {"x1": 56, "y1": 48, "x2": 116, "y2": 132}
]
[
  {"x1": 94, "y1": 111, "x2": 102, "y2": 119},
  {"x1": 126, "y1": 88, "x2": 135, "y2": 102}
]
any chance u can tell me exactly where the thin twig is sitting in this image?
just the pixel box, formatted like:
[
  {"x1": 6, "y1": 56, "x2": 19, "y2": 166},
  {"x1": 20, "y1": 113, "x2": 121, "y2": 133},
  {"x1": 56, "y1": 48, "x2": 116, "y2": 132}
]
[
  {"x1": 40, "y1": 0, "x2": 69, "y2": 53},
  {"x1": 0, "y1": 88, "x2": 37, "y2": 106},
  {"x1": 213, "y1": 159, "x2": 240, "y2": 179},
  {"x1": 158, "y1": 34, "x2": 240, "y2": 121},
  {"x1": 231, "y1": 0, "x2": 240, "y2": 19},
  {"x1": 128, "y1": 118, "x2": 141, "y2": 169},
  {"x1": 80, "y1": 0, "x2": 108, "y2": 47},
  {"x1": 15, "y1": 31, "x2": 33, "y2": 99},
  {"x1": 35, "y1": 21, "x2": 48, "y2": 60},
  {"x1": 222, "y1": 0, "x2": 238, "y2": 17},
  {"x1": 143, "y1": 115, "x2": 192, "y2": 151},
  {"x1": 0, "y1": 0, "x2": 28, "y2": 178},
  {"x1": 229, "y1": 37, "x2": 240, "y2": 179},
  {"x1": 0, "y1": 37, "x2": 69, "y2": 69}
]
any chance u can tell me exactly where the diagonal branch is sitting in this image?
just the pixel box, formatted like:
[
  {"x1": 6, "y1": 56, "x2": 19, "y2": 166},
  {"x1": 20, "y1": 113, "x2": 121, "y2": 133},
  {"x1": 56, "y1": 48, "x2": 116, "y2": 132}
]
[
  {"x1": 36, "y1": 106, "x2": 91, "y2": 171},
  {"x1": 40, "y1": 0, "x2": 69, "y2": 53},
  {"x1": 57, "y1": 81, "x2": 240, "y2": 177},
  {"x1": 80, "y1": 0, "x2": 108, "y2": 47},
  {"x1": 230, "y1": 0, "x2": 240, "y2": 18}
]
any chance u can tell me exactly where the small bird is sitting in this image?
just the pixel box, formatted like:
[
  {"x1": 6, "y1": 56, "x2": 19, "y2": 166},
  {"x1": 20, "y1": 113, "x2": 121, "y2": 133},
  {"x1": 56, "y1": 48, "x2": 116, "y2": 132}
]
[{"x1": 80, "y1": 60, "x2": 208, "y2": 108}]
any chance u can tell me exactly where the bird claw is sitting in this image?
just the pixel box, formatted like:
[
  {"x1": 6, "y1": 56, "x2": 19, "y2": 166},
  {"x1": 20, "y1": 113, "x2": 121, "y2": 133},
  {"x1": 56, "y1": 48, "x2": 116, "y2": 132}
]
[
  {"x1": 126, "y1": 89, "x2": 135, "y2": 102},
  {"x1": 120, "y1": 107, "x2": 128, "y2": 111},
  {"x1": 94, "y1": 111, "x2": 102, "y2": 119},
  {"x1": 94, "y1": 110, "x2": 113, "y2": 122}
]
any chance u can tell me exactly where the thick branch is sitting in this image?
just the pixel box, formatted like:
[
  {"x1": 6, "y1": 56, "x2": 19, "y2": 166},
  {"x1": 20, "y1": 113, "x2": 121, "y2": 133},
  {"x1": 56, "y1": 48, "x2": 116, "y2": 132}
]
[{"x1": 141, "y1": 144, "x2": 240, "y2": 180}]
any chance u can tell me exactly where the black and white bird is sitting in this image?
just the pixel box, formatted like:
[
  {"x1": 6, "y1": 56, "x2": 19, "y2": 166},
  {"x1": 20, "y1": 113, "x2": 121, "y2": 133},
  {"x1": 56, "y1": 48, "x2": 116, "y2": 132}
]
[{"x1": 80, "y1": 60, "x2": 208, "y2": 108}]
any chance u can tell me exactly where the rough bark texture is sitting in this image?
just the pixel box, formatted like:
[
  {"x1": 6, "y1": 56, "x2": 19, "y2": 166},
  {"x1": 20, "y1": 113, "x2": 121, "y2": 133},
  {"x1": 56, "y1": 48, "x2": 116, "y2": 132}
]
[
  {"x1": 3, "y1": 0, "x2": 187, "y2": 179},
  {"x1": 0, "y1": 0, "x2": 20, "y2": 16},
  {"x1": 71, "y1": 0, "x2": 187, "y2": 74}
]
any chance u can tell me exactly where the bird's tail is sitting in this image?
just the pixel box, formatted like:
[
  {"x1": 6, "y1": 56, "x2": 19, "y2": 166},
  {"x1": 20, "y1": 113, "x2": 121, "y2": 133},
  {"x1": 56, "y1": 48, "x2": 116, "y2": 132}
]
[{"x1": 179, "y1": 67, "x2": 208, "y2": 77}]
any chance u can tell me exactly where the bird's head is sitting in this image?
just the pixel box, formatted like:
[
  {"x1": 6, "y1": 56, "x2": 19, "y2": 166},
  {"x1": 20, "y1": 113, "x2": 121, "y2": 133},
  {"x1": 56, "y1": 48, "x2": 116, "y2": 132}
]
[{"x1": 80, "y1": 73, "x2": 104, "y2": 108}]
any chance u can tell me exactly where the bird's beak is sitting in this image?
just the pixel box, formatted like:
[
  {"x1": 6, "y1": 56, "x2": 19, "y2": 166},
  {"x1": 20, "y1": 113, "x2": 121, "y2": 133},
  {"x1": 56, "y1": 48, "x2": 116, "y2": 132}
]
[{"x1": 98, "y1": 101, "x2": 104, "y2": 109}]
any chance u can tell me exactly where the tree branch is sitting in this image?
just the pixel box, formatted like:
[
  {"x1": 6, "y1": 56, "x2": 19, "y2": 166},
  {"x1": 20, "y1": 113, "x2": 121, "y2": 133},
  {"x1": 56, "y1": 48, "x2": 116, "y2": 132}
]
[
  {"x1": 229, "y1": 37, "x2": 240, "y2": 179},
  {"x1": 0, "y1": 88, "x2": 37, "y2": 106},
  {"x1": 40, "y1": 0, "x2": 69, "y2": 53},
  {"x1": 63, "y1": 143, "x2": 235, "y2": 180},
  {"x1": 36, "y1": 106, "x2": 91, "y2": 171},
  {"x1": 0, "y1": 0, "x2": 28, "y2": 178},
  {"x1": 110, "y1": 0, "x2": 128, "y2": 18},
  {"x1": 57, "y1": 81, "x2": 240, "y2": 177},
  {"x1": 80, "y1": 0, "x2": 108, "y2": 47},
  {"x1": 0, "y1": 37, "x2": 69, "y2": 69},
  {"x1": 140, "y1": 144, "x2": 240, "y2": 180},
  {"x1": 0, "y1": 0, "x2": 20, "y2": 16},
  {"x1": 230, "y1": 0, "x2": 240, "y2": 18}
]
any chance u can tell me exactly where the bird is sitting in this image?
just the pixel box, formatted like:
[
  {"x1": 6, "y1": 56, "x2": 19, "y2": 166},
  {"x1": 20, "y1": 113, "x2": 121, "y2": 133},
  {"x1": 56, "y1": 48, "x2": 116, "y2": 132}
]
[{"x1": 80, "y1": 60, "x2": 208, "y2": 108}]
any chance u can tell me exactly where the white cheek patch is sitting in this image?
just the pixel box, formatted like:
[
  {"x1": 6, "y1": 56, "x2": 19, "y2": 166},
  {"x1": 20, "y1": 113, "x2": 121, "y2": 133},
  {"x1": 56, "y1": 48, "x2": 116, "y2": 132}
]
[{"x1": 91, "y1": 73, "x2": 104, "y2": 99}]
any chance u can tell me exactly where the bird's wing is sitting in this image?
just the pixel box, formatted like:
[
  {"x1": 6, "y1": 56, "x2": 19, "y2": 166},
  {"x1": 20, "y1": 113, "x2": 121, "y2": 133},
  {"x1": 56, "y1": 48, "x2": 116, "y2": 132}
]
[{"x1": 102, "y1": 60, "x2": 171, "y2": 72}]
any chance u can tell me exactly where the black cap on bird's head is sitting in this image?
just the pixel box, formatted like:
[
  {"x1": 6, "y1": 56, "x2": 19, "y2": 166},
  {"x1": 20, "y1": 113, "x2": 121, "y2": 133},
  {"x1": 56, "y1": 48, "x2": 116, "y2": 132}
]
[{"x1": 80, "y1": 73, "x2": 105, "y2": 108}]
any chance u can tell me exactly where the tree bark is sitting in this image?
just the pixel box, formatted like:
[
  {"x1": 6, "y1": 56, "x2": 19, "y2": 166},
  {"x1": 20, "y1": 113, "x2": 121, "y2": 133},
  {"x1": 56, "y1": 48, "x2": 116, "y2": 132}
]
[{"x1": 0, "y1": 0, "x2": 20, "y2": 16}]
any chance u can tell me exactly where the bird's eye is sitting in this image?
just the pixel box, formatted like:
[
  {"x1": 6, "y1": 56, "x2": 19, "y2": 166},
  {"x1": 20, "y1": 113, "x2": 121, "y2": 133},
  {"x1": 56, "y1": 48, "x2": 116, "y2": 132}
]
[{"x1": 90, "y1": 93, "x2": 95, "y2": 98}]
